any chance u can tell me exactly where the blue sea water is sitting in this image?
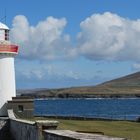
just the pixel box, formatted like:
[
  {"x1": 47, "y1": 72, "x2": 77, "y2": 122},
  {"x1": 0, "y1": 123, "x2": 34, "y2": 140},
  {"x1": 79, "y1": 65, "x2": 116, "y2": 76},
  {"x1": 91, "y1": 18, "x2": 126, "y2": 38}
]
[{"x1": 34, "y1": 98, "x2": 140, "y2": 120}]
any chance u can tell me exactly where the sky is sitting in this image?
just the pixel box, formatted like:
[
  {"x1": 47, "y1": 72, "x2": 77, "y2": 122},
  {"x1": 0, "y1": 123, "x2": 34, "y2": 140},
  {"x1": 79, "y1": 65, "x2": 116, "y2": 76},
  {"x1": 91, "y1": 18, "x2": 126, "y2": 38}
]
[{"x1": 1, "y1": 0, "x2": 140, "y2": 89}]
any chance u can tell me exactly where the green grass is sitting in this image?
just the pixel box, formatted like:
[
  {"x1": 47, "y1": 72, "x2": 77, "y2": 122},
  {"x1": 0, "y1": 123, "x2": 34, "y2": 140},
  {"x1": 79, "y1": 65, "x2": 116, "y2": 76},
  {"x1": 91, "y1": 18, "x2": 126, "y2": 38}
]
[{"x1": 38, "y1": 118, "x2": 140, "y2": 140}]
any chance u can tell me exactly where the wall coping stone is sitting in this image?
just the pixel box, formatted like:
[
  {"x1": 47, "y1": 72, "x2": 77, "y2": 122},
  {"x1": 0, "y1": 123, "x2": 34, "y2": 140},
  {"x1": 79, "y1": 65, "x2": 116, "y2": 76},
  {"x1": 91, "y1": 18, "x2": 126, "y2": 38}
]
[
  {"x1": 8, "y1": 109, "x2": 59, "y2": 127},
  {"x1": 36, "y1": 120, "x2": 59, "y2": 126},
  {"x1": 44, "y1": 130, "x2": 127, "y2": 140},
  {"x1": 10, "y1": 118, "x2": 35, "y2": 125}
]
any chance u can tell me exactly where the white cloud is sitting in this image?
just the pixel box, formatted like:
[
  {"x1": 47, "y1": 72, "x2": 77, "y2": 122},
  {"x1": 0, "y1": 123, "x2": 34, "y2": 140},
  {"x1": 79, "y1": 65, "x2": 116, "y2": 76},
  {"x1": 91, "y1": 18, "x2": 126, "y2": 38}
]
[
  {"x1": 16, "y1": 61, "x2": 83, "y2": 81},
  {"x1": 132, "y1": 63, "x2": 140, "y2": 71},
  {"x1": 17, "y1": 66, "x2": 45, "y2": 80},
  {"x1": 78, "y1": 12, "x2": 140, "y2": 61},
  {"x1": 11, "y1": 15, "x2": 76, "y2": 61},
  {"x1": 11, "y1": 12, "x2": 140, "y2": 62}
]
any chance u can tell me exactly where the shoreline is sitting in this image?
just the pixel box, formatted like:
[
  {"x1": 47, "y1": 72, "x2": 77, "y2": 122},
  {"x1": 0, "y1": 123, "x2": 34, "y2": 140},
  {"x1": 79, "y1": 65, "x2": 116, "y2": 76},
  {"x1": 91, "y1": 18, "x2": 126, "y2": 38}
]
[
  {"x1": 19, "y1": 93, "x2": 140, "y2": 99},
  {"x1": 34, "y1": 115, "x2": 140, "y2": 122}
]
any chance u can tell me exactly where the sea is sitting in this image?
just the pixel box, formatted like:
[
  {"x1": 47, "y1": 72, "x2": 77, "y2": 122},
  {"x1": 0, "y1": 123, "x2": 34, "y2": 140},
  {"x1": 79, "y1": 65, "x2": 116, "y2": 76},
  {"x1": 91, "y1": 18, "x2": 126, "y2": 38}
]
[{"x1": 34, "y1": 98, "x2": 140, "y2": 121}]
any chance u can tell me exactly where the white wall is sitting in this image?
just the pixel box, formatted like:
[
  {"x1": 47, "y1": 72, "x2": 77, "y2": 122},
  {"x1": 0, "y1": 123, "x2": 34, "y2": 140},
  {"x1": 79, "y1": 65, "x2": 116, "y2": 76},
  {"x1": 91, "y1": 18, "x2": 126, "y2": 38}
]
[
  {"x1": 0, "y1": 55, "x2": 16, "y2": 116},
  {"x1": 0, "y1": 30, "x2": 5, "y2": 41}
]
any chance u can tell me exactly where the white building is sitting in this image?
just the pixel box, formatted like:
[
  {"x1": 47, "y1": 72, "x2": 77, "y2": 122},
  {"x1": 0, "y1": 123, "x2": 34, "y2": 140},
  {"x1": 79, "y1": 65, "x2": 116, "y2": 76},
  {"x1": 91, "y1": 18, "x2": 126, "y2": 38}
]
[{"x1": 0, "y1": 22, "x2": 18, "y2": 116}]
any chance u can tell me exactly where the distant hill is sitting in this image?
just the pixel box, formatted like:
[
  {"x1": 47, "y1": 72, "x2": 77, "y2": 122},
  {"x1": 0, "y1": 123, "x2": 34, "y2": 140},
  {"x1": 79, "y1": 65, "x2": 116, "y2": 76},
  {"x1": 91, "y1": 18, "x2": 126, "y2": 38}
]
[{"x1": 18, "y1": 71, "x2": 140, "y2": 98}]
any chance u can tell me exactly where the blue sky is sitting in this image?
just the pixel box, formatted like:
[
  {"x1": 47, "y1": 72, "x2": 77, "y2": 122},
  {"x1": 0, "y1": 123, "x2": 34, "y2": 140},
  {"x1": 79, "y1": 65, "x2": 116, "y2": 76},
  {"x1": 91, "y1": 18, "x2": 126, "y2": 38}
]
[{"x1": 1, "y1": 0, "x2": 140, "y2": 89}]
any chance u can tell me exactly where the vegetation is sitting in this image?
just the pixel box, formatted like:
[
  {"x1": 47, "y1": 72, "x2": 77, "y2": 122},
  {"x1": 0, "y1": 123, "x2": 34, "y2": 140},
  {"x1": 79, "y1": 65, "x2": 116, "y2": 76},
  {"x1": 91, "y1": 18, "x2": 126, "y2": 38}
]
[{"x1": 18, "y1": 71, "x2": 140, "y2": 98}]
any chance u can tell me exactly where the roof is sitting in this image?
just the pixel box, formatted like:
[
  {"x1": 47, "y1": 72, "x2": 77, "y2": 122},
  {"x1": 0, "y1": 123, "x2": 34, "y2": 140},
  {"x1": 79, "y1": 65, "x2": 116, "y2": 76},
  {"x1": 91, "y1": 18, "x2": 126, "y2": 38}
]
[{"x1": 0, "y1": 22, "x2": 9, "y2": 30}]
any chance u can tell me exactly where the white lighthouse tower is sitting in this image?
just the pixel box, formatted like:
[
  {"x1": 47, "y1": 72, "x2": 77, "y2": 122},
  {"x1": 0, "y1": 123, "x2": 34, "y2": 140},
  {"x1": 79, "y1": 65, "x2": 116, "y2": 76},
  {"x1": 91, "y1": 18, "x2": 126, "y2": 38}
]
[{"x1": 0, "y1": 22, "x2": 18, "y2": 116}]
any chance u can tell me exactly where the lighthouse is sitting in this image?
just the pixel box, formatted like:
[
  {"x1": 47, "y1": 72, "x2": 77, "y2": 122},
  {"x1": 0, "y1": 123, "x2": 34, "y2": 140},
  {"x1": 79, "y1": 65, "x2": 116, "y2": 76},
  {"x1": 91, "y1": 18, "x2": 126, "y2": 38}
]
[{"x1": 0, "y1": 22, "x2": 18, "y2": 116}]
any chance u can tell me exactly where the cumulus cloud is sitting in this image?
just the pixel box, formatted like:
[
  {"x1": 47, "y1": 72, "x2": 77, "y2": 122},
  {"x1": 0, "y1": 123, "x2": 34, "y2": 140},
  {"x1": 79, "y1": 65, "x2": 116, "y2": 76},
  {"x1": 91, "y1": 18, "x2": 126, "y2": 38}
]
[
  {"x1": 11, "y1": 12, "x2": 140, "y2": 62},
  {"x1": 11, "y1": 15, "x2": 76, "y2": 61},
  {"x1": 78, "y1": 12, "x2": 140, "y2": 61}
]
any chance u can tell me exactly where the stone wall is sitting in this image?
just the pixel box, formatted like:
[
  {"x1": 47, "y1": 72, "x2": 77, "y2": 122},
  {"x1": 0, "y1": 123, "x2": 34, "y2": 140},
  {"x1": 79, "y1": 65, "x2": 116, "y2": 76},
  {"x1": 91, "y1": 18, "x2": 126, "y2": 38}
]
[
  {"x1": 44, "y1": 130, "x2": 127, "y2": 140},
  {"x1": 0, "y1": 118, "x2": 128, "y2": 140},
  {"x1": 10, "y1": 118, "x2": 59, "y2": 140},
  {"x1": 10, "y1": 119, "x2": 38, "y2": 140},
  {"x1": 8, "y1": 109, "x2": 59, "y2": 140},
  {"x1": 0, "y1": 118, "x2": 14, "y2": 140},
  {"x1": 7, "y1": 110, "x2": 127, "y2": 140}
]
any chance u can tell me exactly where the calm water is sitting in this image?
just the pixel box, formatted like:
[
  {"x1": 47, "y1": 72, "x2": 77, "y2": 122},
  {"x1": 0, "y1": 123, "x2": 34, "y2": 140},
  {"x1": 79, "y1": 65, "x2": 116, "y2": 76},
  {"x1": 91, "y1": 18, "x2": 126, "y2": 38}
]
[{"x1": 34, "y1": 98, "x2": 140, "y2": 120}]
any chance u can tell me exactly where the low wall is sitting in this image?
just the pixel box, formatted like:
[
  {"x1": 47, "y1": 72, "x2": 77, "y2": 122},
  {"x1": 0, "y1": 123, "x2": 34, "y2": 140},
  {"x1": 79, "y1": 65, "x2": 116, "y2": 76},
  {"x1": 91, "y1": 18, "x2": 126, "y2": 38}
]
[
  {"x1": 10, "y1": 118, "x2": 59, "y2": 140},
  {"x1": 10, "y1": 119, "x2": 38, "y2": 140},
  {"x1": 8, "y1": 110, "x2": 59, "y2": 140},
  {"x1": 44, "y1": 130, "x2": 127, "y2": 140},
  {"x1": 7, "y1": 110, "x2": 127, "y2": 140}
]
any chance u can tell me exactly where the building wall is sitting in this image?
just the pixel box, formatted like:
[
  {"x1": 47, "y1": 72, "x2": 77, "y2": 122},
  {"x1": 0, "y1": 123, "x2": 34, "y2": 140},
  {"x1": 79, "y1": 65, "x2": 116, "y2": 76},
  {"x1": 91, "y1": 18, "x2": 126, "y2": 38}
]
[{"x1": 8, "y1": 99, "x2": 34, "y2": 118}]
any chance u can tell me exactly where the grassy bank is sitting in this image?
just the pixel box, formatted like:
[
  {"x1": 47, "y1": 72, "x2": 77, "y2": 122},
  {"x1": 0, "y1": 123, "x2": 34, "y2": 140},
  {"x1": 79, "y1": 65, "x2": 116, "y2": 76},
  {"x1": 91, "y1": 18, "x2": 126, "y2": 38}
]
[{"x1": 38, "y1": 118, "x2": 140, "y2": 140}]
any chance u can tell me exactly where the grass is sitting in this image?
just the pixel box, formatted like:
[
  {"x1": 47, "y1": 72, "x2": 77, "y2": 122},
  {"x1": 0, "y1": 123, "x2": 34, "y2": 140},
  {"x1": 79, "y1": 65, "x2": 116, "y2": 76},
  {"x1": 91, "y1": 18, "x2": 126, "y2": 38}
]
[{"x1": 36, "y1": 118, "x2": 140, "y2": 140}]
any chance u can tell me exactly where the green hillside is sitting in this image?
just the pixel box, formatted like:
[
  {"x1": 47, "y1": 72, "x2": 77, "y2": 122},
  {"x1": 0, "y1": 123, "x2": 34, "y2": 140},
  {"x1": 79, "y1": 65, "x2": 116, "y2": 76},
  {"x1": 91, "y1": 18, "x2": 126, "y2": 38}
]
[{"x1": 18, "y1": 71, "x2": 140, "y2": 98}]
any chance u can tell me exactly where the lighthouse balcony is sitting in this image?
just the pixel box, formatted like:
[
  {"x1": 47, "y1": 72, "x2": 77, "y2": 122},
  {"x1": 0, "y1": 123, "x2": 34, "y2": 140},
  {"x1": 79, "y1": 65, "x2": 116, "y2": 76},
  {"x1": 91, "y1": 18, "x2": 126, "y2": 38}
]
[{"x1": 0, "y1": 44, "x2": 18, "y2": 54}]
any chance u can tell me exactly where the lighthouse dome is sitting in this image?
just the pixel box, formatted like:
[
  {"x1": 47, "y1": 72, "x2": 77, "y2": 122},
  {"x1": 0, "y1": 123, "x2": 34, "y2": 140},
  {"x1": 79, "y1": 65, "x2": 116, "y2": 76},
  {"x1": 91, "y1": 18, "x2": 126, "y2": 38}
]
[{"x1": 0, "y1": 22, "x2": 9, "y2": 30}]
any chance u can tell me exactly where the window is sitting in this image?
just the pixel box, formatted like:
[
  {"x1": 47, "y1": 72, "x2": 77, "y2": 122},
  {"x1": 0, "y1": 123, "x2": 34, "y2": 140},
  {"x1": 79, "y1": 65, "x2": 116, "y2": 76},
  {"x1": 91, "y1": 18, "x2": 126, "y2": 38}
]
[
  {"x1": 5, "y1": 30, "x2": 9, "y2": 40},
  {"x1": 18, "y1": 105, "x2": 24, "y2": 112}
]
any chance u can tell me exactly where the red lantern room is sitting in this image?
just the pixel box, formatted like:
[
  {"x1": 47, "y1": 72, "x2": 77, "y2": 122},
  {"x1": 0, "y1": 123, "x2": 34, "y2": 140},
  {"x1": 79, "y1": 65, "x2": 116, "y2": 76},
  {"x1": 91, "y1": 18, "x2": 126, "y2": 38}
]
[{"x1": 0, "y1": 22, "x2": 18, "y2": 54}]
